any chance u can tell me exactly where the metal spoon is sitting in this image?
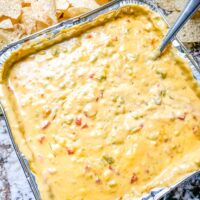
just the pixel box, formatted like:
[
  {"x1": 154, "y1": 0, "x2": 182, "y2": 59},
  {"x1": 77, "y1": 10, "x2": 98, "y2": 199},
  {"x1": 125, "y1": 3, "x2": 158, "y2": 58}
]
[{"x1": 160, "y1": 0, "x2": 200, "y2": 53}]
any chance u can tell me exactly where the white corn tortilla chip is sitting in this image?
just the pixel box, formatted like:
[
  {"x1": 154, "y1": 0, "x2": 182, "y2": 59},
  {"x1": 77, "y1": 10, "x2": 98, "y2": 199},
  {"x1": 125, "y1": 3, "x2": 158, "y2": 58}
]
[
  {"x1": 174, "y1": 0, "x2": 187, "y2": 11},
  {"x1": 64, "y1": 7, "x2": 91, "y2": 19},
  {"x1": 68, "y1": 0, "x2": 99, "y2": 10},
  {"x1": 167, "y1": 11, "x2": 200, "y2": 43},
  {"x1": 30, "y1": 0, "x2": 57, "y2": 25},
  {"x1": 21, "y1": 7, "x2": 36, "y2": 34},
  {"x1": 0, "y1": 33, "x2": 8, "y2": 49},
  {"x1": 0, "y1": 0, "x2": 22, "y2": 20},
  {"x1": 56, "y1": 10, "x2": 63, "y2": 20},
  {"x1": 178, "y1": 19, "x2": 200, "y2": 43},
  {"x1": 0, "y1": 19, "x2": 13, "y2": 30},
  {"x1": 35, "y1": 20, "x2": 49, "y2": 31},
  {"x1": 21, "y1": 0, "x2": 31, "y2": 7},
  {"x1": 55, "y1": 0, "x2": 69, "y2": 11},
  {"x1": 0, "y1": 24, "x2": 25, "y2": 49},
  {"x1": 155, "y1": 0, "x2": 175, "y2": 12}
]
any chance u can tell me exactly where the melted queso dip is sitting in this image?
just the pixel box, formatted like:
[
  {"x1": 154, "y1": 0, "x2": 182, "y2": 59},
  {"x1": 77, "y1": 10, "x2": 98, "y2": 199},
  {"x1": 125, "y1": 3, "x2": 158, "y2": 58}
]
[{"x1": 1, "y1": 5, "x2": 200, "y2": 200}]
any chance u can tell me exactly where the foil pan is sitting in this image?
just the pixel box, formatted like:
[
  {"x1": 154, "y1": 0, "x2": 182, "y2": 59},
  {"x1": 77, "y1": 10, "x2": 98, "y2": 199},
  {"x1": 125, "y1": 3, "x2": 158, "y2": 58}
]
[{"x1": 0, "y1": 0, "x2": 200, "y2": 199}]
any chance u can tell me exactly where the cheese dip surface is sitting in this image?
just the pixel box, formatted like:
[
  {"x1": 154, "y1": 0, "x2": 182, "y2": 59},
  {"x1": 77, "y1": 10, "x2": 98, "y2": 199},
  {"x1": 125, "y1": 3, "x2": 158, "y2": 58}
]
[{"x1": 0, "y1": 5, "x2": 200, "y2": 200}]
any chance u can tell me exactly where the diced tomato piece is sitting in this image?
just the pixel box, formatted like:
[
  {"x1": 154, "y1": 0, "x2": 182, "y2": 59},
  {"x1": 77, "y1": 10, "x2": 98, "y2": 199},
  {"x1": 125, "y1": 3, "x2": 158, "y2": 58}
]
[
  {"x1": 82, "y1": 123, "x2": 88, "y2": 129},
  {"x1": 38, "y1": 135, "x2": 45, "y2": 144},
  {"x1": 75, "y1": 117, "x2": 82, "y2": 126},
  {"x1": 109, "y1": 165, "x2": 113, "y2": 171},
  {"x1": 89, "y1": 73, "x2": 95, "y2": 79},
  {"x1": 177, "y1": 113, "x2": 186, "y2": 121},
  {"x1": 7, "y1": 85, "x2": 13, "y2": 93},
  {"x1": 95, "y1": 177, "x2": 101, "y2": 184},
  {"x1": 66, "y1": 148, "x2": 75, "y2": 155},
  {"x1": 130, "y1": 173, "x2": 138, "y2": 184},
  {"x1": 193, "y1": 126, "x2": 199, "y2": 134}
]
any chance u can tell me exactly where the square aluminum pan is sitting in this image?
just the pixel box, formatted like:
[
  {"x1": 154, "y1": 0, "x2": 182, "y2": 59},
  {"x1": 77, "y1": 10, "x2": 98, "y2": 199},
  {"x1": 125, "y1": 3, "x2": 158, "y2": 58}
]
[{"x1": 0, "y1": 0, "x2": 200, "y2": 199}]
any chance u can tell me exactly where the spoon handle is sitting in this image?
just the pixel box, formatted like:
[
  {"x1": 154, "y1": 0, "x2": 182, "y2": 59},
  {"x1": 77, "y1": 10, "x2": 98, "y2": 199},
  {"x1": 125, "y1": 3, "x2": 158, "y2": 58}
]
[{"x1": 160, "y1": 0, "x2": 200, "y2": 52}]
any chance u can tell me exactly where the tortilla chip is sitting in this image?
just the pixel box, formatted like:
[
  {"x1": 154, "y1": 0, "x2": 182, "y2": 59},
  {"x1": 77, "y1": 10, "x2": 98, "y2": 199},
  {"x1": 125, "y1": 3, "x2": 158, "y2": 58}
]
[
  {"x1": 155, "y1": 0, "x2": 175, "y2": 12},
  {"x1": 0, "y1": 0, "x2": 21, "y2": 20},
  {"x1": 30, "y1": 0, "x2": 57, "y2": 25},
  {"x1": 167, "y1": 11, "x2": 200, "y2": 43},
  {"x1": 63, "y1": 7, "x2": 91, "y2": 19},
  {"x1": 21, "y1": 7, "x2": 36, "y2": 34},
  {"x1": 10, "y1": 24, "x2": 26, "y2": 39},
  {"x1": 21, "y1": 0, "x2": 31, "y2": 7},
  {"x1": 192, "y1": 10, "x2": 200, "y2": 19},
  {"x1": 174, "y1": 0, "x2": 187, "y2": 11},
  {"x1": 0, "y1": 33, "x2": 8, "y2": 49},
  {"x1": 0, "y1": 19, "x2": 13, "y2": 30},
  {"x1": 68, "y1": 0, "x2": 99, "y2": 10},
  {"x1": 55, "y1": 0, "x2": 70, "y2": 21},
  {"x1": 56, "y1": 10, "x2": 63, "y2": 20},
  {"x1": 0, "y1": 23, "x2": 25, "y2": 49},
  {"x1": 55, "y1": 0, "x2": 69, "y2": 11},
  {"x1": 178, "y1": 19, "x2": 200, "y2": 43},
  {"x1": 35, "y1": 20, "x2": 49, "y2": 31}
]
